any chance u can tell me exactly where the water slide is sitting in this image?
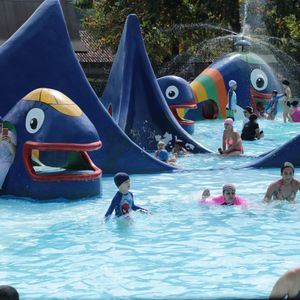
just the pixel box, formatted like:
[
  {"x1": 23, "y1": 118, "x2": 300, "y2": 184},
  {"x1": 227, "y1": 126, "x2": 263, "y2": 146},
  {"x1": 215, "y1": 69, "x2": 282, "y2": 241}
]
[
  {"x1": 101, "y1": 14, "x2": 212, "y2": 154},
  {"x1": 245, "y1": 134, "x2": 300, "y2": 168}
]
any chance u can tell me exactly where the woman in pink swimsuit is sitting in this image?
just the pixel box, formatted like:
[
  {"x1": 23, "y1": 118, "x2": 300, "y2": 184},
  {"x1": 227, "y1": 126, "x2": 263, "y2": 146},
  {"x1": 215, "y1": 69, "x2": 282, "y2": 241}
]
[{"x1": 218, "y1": 118, "x2": 244, "y2": 156}]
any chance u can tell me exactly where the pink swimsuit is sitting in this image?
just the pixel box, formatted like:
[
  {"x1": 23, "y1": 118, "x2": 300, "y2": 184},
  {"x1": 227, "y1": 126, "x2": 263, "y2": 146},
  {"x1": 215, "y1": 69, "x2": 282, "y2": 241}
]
[
  {"x1": 225, "y1": 136, "x2": 244, "y2": 153},
  {"x1": 199, "y1": 195, "x2": 248, "y2": 206},
  {"x1": 291, "y1": 107, "x2": 300, "y2": 122}
]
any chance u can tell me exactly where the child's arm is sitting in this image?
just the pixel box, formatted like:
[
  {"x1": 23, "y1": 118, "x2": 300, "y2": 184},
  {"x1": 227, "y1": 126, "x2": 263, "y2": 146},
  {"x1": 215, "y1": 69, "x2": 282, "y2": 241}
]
[{"x1": 104, "y1": 194, "x2": 118, "y2": 221}]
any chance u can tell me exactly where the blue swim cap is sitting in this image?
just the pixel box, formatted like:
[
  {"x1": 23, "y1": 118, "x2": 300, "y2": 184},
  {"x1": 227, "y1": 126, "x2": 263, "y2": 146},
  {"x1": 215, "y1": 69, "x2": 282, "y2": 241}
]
[{"x1": 158, "y1": 149, "x2": 169, "y2": 162}]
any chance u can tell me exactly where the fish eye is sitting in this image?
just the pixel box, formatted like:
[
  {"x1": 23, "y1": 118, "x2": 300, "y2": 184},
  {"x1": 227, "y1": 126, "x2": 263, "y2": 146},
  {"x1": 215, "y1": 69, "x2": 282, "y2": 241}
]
[
  {"x1": 165, "y1": 85, "x2": 179, "y2": 100},
  {"x1": 250, "y1": 69, "x2": 268, "y2": 91},
  {"x1": 25, "y1": 108, "x2": 45, "y2": 134}
]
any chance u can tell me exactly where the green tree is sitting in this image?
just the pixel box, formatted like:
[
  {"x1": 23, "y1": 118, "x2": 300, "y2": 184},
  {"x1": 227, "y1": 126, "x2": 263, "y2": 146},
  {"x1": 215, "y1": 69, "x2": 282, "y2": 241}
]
[
  {"x1": 264, "y1": 0, "x2": 300, "y2": 60},
  {"x1": 78, "y1": 0, "x2": 241, "y2": 67}
]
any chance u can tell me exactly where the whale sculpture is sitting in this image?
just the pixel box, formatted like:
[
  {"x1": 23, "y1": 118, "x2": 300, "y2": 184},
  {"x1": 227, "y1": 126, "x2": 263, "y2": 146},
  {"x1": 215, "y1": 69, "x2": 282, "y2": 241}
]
[
  {"x1": 184, "y1": 51, "x2": 283, "y2": 121},
  {"x1": 0, "y1": 0, "x2": 175, "y2": 174},
  {"x1": 157, "y1": 75, "x2": 197, "y2": 134},
  {"x1": 1, "y1": 88, "x2": 102, "y2": 200}
]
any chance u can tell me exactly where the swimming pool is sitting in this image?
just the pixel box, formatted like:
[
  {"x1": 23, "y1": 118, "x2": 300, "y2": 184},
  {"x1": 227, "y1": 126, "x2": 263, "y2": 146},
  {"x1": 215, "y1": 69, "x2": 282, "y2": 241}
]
[{"x1": 2, "y1": 116, "x2": 300, "y2": 299}]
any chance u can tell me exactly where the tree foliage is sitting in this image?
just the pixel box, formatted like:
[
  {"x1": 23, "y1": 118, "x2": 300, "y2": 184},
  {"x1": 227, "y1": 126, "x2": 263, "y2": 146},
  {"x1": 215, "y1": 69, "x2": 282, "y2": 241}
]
[
  {"x1": 264, "y1": 0, "x2": 300, "y2": 60},
  {"x1": 77, "y1": 0, "x2": 241, "y2": 66},
  {"x1": 75, "y1": 0, "x2": 300, "y2": 83}
]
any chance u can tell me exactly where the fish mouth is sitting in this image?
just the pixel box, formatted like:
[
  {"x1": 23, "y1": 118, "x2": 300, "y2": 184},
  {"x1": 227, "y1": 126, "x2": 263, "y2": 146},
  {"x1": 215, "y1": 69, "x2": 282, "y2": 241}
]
[
  {"x1": 250, "y1": 85, "x2": 272, "y2": 112},
  {"x1": 23, "y1": 141, "x2": 102, "y2": 181},
  {"x1": 169, "y1": 101, "x2": 197, "y2": 126}
]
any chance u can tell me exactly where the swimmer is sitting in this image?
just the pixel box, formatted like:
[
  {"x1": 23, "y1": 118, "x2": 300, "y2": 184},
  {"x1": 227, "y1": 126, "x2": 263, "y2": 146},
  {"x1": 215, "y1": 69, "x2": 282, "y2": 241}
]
[
  {"x1": 172, "y1": 139, "x2": 188, "y2": 157},
  {"x1": 199, "y1": 184, "x2": 247, "y2": 206},
  {"x1": 269, "y1": 267, "x2": 300, "y2": 299},
  {"x1": 263, "y1": 162, "x2": 300, "y2": 203}
]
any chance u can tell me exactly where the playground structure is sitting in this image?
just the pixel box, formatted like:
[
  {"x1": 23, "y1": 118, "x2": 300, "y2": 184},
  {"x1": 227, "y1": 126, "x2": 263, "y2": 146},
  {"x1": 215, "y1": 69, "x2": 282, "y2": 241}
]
[
  {"x1": 1, "y1": 88, "x2": 102, "y2": 199},
  {"x1": 0, "y1": 0, "x2": 300, "y2": 199}
]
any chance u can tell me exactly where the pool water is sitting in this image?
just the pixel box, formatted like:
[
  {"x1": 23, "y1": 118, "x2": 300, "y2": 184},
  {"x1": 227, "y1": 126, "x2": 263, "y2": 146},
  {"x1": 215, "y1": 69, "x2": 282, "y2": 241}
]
[{"x1": 2, "y1": 116, "x2": 300, "y2": 299}]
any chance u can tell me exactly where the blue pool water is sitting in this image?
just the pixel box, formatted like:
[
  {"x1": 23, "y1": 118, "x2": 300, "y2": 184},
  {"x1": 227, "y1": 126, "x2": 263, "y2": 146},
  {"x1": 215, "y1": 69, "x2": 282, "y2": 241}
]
[{"x1": 2, "y1": 117, "x2": 300, "y2": 299}]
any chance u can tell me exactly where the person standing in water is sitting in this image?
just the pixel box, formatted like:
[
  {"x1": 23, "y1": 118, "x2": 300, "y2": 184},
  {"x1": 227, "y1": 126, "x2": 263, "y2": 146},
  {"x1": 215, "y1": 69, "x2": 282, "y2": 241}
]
[
  {"x1": 282, "y1": 80, "x2": 292, "y2": 123},
  {"x1": 226, "y1": 80, "x2": 237, "y2": 120}
]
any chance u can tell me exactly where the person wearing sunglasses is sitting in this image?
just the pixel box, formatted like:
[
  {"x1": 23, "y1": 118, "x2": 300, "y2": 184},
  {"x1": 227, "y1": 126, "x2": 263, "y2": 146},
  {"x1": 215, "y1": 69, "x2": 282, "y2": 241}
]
[
  {"x1": 264, "y1": 162, "x2": 300, "y2": 203},
  {"x1": 199, "y1": 184, "x2": 247, "y2": 206}
]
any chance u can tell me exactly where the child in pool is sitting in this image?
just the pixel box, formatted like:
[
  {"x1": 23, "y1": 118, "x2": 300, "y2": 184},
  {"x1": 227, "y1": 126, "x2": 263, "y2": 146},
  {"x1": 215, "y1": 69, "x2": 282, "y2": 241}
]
[
  {"x1": 154, "y1": 140, "x2": 166, "y2": 158},
  {"x1": 104, "y1": 172, "x2": 148, "y2": 221},
  {"x1": 172, "y1": 139, "x2": 189, "y2": 157},
  {"x1": 199, "y1": 184, "x2": 248, "y2": 206}
]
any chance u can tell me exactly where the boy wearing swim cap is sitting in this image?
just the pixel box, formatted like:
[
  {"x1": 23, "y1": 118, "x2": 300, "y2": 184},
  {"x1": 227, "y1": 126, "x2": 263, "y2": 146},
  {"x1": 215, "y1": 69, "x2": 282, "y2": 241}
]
[
  {"x1": 104, "y1": 172, "x2": 148, "y2": 221},
  {"x1": 264, "y1": 162, "x2": 300, "y2": 203}
]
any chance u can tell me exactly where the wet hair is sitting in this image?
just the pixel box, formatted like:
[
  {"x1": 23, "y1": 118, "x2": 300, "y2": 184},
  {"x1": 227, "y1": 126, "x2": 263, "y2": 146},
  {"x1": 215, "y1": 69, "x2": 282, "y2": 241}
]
[
  {"x1": 272, "y1": 90, "x2": 278, "y2": 95},
  {"x1": 174, "y1": 139, "x2": 184, "y2": 146},
  {"x1": 282, "y1": 80, "x2": 290, "y2": 86},
  {"x1": 292, "y1": 100, "x2": 299, "y2": 107},
  {"x1": 281, "y1": 162, "x2": 294, "y2": 174},
  {"x1": 249, "y1": 114, "x2": 258, "y2": 121}
]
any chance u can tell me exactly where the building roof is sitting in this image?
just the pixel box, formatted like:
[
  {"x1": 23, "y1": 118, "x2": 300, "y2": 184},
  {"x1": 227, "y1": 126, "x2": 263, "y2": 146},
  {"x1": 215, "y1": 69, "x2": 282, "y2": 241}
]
[
  {"x1": 0, "y1": 0, "x2": 86, "y2": 52},
  {"x1": 77, "y1": 31, "x2": 113, "y2": 63}
]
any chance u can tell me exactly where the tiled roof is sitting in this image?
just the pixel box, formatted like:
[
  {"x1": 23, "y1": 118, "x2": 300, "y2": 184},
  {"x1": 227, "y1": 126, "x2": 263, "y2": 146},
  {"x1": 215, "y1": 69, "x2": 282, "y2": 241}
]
[{"x1": 77, "y1": 31, "x2": 113, "y2": 63}]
